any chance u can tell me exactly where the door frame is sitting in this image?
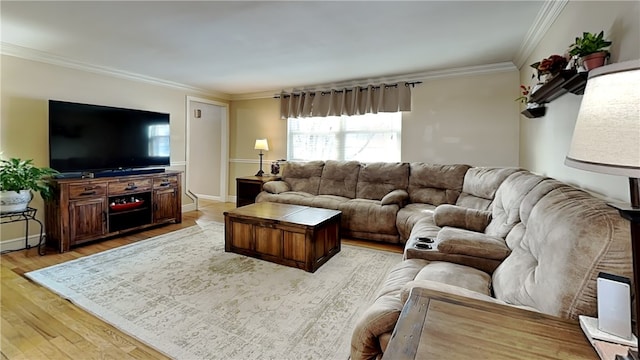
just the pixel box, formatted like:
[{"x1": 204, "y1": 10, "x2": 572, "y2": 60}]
[{"x1": 186, "y1": 96, "x2": 229, "y2": 208}]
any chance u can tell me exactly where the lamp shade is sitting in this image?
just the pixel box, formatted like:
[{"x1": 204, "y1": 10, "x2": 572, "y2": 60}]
[
  {"x1": 254, "y1": 139, "x2": 269, "y2": 151},
  {"x1": 565, "y1": 59, "x2": 640, "y2": 177}
]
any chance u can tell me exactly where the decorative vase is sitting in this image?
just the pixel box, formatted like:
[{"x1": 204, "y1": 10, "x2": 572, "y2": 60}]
[
  {"x1": 0, "y1": 190, "x2": 32, "y2": 213},
  {"x1": 582, "y1": 52, "x2": 608, "y2": 71}
]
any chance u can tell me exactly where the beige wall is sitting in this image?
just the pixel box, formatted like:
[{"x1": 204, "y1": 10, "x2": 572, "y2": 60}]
[
  {"x1": 519, "y1": 1, "x2": 640, "y2": 202},
  {"x1": 403, "y1": 71, "x2": 519, "y2": 166},
  {"x1": 227, "y1": 70, "x2": 521, "y2": 195},
  {"x1": 0, "y1": 55, "x2": 227, "y2": 245},
  {"x1": 228, "y1": 97, "x2": 286, "y2": 195}
]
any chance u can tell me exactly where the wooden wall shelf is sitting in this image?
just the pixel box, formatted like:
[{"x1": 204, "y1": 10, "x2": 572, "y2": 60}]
[
  {"x1": 529, "y1": 69, "x2": 589, "y2": 104},
  {"x1": 520, "y1": 69, "x2": 589, "y2": 119},
  {"x1": 521, "y1": 106, "x2": 547, "y2": 119}
]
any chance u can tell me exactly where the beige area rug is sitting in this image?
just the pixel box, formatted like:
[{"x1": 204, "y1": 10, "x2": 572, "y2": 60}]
[{"x1": 26, "y1": 221, "x2": 402, "y2": 360}]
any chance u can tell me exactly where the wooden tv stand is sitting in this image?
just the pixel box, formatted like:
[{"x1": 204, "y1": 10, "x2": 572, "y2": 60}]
[{"x1": 45, "y1": 171, "x2": 182, "y2": 253}]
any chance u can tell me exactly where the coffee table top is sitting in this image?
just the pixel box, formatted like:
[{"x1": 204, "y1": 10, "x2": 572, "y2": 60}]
[{"x1": 224, "y1": 202, "x2": 341, "y2": 227}]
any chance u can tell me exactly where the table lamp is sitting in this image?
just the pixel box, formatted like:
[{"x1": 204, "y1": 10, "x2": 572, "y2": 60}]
[
  {"x1": 565, "y1": 59, "x2": 640, "y2": 355},
  {"x1": 254, "y1": 139, "x2": 269, "y2": 176}
]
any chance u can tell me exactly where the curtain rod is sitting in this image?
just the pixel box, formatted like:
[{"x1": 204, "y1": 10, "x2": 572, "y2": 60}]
[{"x1": 274, "y1": 81, "x2": 422, "y2": 99}]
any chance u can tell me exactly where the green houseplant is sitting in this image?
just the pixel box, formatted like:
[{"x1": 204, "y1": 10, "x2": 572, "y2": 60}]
[
  {"x1": 0, "y1": 158, "x2": 58, "y2": 213},
  {"x1": 568, "y1": 31, "x2": 612, "y2": 71}
]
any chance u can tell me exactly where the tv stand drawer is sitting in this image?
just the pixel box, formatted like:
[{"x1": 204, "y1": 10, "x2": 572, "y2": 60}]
[
  {"x1": 108, "y1": 179, "x2": 152, "y2": 195},
  {"x1": 153, "y1": 175, "x2": 178, "y2": 189},
  {"x1": 68, "y1": 183, "x2": 107, "y2": 199}
]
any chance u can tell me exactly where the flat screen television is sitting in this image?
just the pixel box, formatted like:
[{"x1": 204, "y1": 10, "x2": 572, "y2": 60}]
[{"x1": 49, "y1": 100, "x2": 170, "y2": 175}]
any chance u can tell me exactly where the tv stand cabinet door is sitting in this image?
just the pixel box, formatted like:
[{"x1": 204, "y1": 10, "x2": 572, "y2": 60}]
[
  {"x1": 153, "y1": 188, "x2": 178, "y2": 223},
  {"x1": 69, "y1": 197, "x2": 107, "y2": 244},
  {"x1": 152, "y1": 174, "x2": 182, "y2": 224}
]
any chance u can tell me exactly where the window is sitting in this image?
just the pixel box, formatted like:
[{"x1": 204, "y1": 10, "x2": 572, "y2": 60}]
[{"x1": 287, "y1": 113, "x2": 401, "y2": 162}]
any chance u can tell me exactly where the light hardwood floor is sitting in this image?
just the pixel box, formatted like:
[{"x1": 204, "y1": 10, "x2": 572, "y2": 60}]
[{"x1": 1, "y1": 201, "x2": 402, "y2": 359}]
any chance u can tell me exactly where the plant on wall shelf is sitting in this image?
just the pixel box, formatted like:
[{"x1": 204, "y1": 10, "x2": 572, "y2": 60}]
[
  {"x1": 568, "y1": 31, "x2": 612, "y2": 70},
  {"x1": 515, "y1": 85, "x2": 531, "y2": 104},
  {"x1": 530, "y1": 55, "x2": 569, "y2": 82},
  {"x1": 568, "y1": 31, "x2": 612, "y2": 57}
]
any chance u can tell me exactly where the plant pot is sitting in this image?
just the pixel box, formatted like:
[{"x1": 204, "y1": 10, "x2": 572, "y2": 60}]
[
  {"x1": 0, "y1": 190, "x2": 32, "y2": 213},
  {"x1": 581, "y1": 52, "x2": 608, "y2": 71}
]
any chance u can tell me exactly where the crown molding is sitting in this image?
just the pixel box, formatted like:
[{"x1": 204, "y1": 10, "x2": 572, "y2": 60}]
[
  {"x1": 512, "y1": 0, "x2": 569, "y2": 69},
  {"x1": 1, "y1": 41, "x2": 519, "y2": 103},
  {"x1": 231, "y1": 62, "x2": 517, "y2": 100},
  {"x1": 0, "y1": 42, "x2": 232, "y2": 101}
]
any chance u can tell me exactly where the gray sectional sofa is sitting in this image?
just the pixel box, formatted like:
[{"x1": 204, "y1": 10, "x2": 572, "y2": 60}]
[{"x1": 255, "y1": 160, "x2": 633, "y2": 359}]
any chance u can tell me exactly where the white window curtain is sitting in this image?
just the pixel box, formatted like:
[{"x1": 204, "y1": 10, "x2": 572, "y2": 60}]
[{"x1": 279, "y1": 82, "x2": 414, "y2": 119}]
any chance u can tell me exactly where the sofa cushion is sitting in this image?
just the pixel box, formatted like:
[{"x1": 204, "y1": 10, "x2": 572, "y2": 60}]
[
  {"x1": 492, "y1": 185, "x2": 633, "y2": 320},
  {"x1": 338, "y1": 198, "x2": 400, "y2": 236},
  {"x1": 401, "y1": 280, "x2": 502, "y2": 305},
  {"x1": 434, "y1": 204, "x2": 491, "y2": 233},
  {"x1": 262, "y1": 180, "x2": 290, "y2": 194},
  {"x1": 408, "y1": 163, "x2": 470, "y2": 205},
  {"x1": 455, "y1": 167, "x2": 521, "y2": 210},
  {"x1": 318, "y1": 160, "x2": 360, "y2": 198},
  {"x1": 281, "y1": 161, "x2": 325, "y2": 195},
  {"x1": 356, "y1": 162, "x2": 409, "y2": 200},
  {"x1": 436, "y1": 227, "x2": 510, "y2": 261},
  {"x1": 413, "y1": 261, "x2": 492, "y2": 295},
  {"x1": 484, "y1": 171, "x2": 546, "y2": 239},
  {"x1": 310, "y1": 194, "x2": 351, "y2": 210},
  {"x1": 255, "y1": 191, "x2": 315, "y2": 207},
  {"x1": 396, "y1": 203, "x2": 437, "y2": 241}
]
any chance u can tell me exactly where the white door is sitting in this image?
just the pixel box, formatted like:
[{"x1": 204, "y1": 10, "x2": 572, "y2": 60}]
[{"x1": 186, "y1": 97, "x2": 228, "y2": 203}]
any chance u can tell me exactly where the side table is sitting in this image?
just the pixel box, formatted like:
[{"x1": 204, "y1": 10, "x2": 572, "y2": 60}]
[
  {"x1": 235, "y1": 175, "x2": 280, "y2": 207},
  {"x1": 382, "y1": 287, "x2": 597, "y2": 359},
  {"x1": 1, "y1": 207, "x2": 45, "y2": 255}
]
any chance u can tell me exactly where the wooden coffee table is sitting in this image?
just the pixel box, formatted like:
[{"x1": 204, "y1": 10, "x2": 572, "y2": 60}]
[{"x1": 224, "y1": 202, "x2": 341, "y2": 272}]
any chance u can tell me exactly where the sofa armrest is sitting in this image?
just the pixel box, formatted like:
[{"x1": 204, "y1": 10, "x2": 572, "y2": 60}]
[
  {"x1": 262, "y1": 181, "x2": 291, "y2": 194},
  {"x1": 434, "y1": 204, "x2": 491, "y2": 232},
  {"x1": 381, "y1": 189, "x2": 409, "y2": 206},
  {"x1": 437, "y1": 227, "x2": 510, "y2": 261}
]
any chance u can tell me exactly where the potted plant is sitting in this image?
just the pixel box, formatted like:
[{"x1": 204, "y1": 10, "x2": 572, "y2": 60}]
[
  {"x1": 530, "y1": 55, "x2": 569, "y2": 82},
  {"x1": 568, "y1": 31, "x2": 612, "y2": 71},
  {"x1": 0, "y1": 158, "x2": 58, "y2": 213}
]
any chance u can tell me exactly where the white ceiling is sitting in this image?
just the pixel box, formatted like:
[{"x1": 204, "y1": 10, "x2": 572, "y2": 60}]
[{"x1": 1, "y1": 1, "x2": 556, "y2": 97}]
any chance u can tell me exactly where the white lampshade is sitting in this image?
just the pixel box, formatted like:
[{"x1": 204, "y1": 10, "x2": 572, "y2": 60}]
[
  {"x1": 254, "y1": 139, "x2": 269, "y2": 151},
  {"x1": 565, "y1": 59, "x2": 640, "y2": 178}
]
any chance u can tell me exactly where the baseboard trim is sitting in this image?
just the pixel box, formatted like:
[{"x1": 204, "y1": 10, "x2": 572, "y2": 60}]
[
  {"x1": 0, "y1": 234, "x2": 42, "y2": 253},
  {"x1": 182, "y1": 203, "x2": 197, "y2": 212}
]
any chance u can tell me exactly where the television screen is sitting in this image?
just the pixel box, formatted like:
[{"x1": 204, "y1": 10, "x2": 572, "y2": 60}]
[{"x1": 49, "y1": 100, "x2": 170, "y2": 173}]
